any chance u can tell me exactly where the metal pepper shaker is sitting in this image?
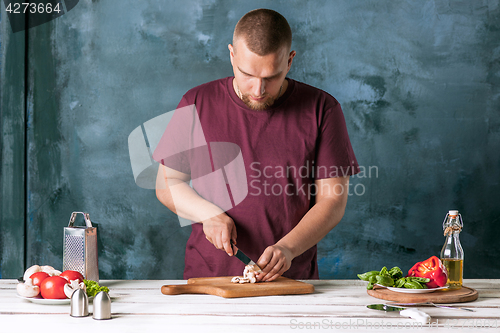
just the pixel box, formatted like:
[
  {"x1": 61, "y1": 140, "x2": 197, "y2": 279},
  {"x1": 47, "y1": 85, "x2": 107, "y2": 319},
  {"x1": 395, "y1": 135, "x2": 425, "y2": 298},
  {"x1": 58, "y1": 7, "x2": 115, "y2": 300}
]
[{"x1": 93, "y1": 291, "x2": 112, "y2": 320}]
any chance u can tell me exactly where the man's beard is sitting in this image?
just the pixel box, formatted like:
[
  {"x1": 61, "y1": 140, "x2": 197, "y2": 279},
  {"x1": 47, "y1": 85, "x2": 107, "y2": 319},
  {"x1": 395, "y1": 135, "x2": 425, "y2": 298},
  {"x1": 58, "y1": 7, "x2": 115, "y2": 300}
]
[{"x1": 240, "y1": 93, "x2": 277, "y2": 110}]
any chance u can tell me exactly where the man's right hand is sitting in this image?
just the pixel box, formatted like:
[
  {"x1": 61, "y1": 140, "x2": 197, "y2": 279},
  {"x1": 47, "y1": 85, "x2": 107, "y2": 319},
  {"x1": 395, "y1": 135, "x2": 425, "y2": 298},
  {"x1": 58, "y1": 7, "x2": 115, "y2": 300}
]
[{"x1": 202, "y1": 213, "x2": 237, "y2": 256}]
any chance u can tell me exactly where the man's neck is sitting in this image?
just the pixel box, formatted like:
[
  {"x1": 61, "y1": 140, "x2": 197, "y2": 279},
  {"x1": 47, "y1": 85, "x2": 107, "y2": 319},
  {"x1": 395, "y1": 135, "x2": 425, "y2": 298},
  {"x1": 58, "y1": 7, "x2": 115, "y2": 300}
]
[
  {"x1": 280, "y1": 78, "x2": 288, "y2": 98},
  {"x1": 232, "y1": 77, "x2": 289, "y2": 100}
]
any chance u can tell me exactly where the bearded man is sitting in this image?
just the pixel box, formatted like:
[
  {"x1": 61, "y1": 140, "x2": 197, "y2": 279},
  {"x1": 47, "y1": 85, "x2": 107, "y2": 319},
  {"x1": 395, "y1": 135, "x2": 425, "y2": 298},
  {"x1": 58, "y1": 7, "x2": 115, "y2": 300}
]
[{"x1": 156, "y1": 8, "x2": 359, "y2": 281}]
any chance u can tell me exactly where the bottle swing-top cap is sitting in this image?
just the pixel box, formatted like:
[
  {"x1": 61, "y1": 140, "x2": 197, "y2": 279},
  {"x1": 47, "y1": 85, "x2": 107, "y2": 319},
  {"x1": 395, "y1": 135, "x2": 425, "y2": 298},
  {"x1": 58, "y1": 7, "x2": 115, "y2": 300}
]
[{"x1": 443, "y1": 210, "x2": 463, "y2": 236}]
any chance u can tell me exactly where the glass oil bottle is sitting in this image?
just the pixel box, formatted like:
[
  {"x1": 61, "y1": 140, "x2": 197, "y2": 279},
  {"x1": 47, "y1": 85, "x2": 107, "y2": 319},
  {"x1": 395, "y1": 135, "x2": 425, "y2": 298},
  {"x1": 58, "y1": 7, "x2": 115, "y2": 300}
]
[{"x1": 440, "y1": 210, "x2": 464, "y2": 289}]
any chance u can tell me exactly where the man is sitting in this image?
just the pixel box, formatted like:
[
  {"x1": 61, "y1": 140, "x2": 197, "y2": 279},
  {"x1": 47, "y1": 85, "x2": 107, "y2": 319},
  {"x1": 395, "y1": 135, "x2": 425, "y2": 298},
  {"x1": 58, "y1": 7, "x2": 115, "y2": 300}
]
[{"x1": 155, "y1": 9, "x2": 359, "y2": 281}]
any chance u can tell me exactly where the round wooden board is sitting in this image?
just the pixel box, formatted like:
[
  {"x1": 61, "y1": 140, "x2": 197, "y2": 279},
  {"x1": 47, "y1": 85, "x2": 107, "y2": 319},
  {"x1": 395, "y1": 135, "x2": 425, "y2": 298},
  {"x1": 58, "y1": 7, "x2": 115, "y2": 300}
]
[{"x1": 367, "y1": 285, "x2": 478, "y2": 304}]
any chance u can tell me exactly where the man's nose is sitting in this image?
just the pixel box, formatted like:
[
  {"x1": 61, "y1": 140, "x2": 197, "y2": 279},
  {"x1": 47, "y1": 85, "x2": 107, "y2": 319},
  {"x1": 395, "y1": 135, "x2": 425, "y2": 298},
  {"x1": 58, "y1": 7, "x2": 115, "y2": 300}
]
[{"x1": 253, "y1": 79, "x2": 265, "y2": 97}]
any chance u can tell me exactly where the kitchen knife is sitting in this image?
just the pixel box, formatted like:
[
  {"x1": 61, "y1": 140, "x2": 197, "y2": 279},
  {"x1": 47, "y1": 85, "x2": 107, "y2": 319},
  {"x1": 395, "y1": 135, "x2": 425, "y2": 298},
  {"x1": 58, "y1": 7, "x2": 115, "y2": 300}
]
[
  {"x1": 230, "y1": 241, "x2": 262, "y2": 272},
  {"x1": 367, "y1": 304, "x2": 406, "y2": 311},
  {"x1": 387, "y1": 301, "x2": 475, "y2": 312},
  {"x1": 367, "y1": 304, "x2": 431, "y2": 323}
]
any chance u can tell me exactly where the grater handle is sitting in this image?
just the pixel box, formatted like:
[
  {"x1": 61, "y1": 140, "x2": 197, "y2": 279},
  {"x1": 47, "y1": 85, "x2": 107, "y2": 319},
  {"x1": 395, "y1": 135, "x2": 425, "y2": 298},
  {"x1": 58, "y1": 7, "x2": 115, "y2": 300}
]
[{"x1": 68, "y1": 212, "x2": 93, "y2": 228}]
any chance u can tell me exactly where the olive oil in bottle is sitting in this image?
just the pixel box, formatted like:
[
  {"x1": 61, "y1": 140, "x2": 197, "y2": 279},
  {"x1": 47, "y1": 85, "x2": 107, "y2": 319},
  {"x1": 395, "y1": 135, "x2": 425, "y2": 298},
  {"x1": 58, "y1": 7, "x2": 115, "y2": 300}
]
[
  {"x1": 441, "y1": 258, "x2": 463, "y2": 289},
  {"x1": 440, "y1": 210, "x2": 464, "y2": 289}
]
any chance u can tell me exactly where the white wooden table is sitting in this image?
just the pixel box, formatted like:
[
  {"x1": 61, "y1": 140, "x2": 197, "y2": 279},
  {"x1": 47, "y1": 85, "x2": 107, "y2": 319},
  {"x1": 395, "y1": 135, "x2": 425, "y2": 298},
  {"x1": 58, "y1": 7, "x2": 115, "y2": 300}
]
[{"x1": 1, "y1": 279, "x2": 498, "y2": 332}]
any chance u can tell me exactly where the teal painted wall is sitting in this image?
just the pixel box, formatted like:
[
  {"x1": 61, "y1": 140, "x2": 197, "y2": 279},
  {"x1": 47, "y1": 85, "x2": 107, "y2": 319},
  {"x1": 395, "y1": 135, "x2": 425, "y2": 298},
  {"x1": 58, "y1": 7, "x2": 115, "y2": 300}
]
[
  {"x1": 0, "y1": 0, "x2": 26, "y2": 279},
  {"x1": 1, "y1": 0, "x2": 499, "y2": 279}
]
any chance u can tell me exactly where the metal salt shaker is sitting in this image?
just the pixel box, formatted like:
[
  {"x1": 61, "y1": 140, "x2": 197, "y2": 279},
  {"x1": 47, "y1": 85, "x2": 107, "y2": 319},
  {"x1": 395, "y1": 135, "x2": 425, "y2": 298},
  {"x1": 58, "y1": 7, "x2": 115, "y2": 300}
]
[
  {"x1": 93, "y1": 291, "x2": 112, "y2": 320},
  {"x1": 70, "y1": 289, "x2": 89, "y2": 317}
]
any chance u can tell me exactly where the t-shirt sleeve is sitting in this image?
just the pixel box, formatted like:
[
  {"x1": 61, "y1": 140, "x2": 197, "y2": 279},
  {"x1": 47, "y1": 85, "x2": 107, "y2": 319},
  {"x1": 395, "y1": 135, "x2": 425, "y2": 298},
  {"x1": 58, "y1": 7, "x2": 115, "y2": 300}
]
[
  {"x1": 152, "y1": 96, "x2": 201, "y2": 175},
  {"x1": 315, "y1": 102, "x2": 360, "y2": 179}
]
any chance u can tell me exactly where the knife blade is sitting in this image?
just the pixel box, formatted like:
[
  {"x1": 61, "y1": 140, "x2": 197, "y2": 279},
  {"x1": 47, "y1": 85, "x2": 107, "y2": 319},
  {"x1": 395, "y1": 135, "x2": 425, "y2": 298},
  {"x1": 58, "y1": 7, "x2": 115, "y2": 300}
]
[
  {"x1": 387, "y1": 301, "x2": 475, "y2": 312},
  {"x1": 230, "y1": 241, "x2": 262, "y2": 272}
]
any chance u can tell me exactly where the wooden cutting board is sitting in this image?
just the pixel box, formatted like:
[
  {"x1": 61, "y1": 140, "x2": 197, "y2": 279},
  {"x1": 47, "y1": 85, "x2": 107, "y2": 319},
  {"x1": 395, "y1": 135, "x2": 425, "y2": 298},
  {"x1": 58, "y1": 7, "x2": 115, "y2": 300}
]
[
  {"x1": 367, "y1": 285, "x2": 478, "y2": 304},
  {"x1": 161, "y1": 276, "x2": 315, "y2": 298}
]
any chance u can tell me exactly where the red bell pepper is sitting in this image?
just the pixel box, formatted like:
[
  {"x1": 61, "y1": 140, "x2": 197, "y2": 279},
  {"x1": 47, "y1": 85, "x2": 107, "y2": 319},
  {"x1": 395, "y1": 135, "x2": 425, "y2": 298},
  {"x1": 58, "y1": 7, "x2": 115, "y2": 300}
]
[{"x1": 407, "y1": 256, "x2": 448, "y2": 288}]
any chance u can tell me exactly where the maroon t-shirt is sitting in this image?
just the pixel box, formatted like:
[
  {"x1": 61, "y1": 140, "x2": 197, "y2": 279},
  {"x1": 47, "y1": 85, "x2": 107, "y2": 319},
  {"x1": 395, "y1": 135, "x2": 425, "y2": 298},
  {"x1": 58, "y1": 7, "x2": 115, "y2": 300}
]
[{"x1": 154, "y1": 77, "x2": 359, "y2": 279}]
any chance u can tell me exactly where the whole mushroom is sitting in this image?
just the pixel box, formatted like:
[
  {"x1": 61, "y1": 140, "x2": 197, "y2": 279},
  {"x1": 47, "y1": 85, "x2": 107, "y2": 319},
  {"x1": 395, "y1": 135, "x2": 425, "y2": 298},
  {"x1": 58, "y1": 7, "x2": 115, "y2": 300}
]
[
  {"x1": 40, "y1": 265, "x2": 61, "y2": 276},
  {"x1": 17, "y1": 278, "x2": 40, "y2": 298},
  {"x1": 23, "y1": 265, "x2": 42, "y2": 282}
]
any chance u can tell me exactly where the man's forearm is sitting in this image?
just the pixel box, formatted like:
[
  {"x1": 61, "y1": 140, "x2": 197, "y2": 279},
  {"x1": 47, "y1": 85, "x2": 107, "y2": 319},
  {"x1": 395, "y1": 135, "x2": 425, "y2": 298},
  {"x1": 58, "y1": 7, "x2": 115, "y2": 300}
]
[
  {"x1": 156, "y1": 167, "x2": 224, "y2": 222},
  {"x1": 156, "y1": 166, "x2": 238, "y2": 255}
]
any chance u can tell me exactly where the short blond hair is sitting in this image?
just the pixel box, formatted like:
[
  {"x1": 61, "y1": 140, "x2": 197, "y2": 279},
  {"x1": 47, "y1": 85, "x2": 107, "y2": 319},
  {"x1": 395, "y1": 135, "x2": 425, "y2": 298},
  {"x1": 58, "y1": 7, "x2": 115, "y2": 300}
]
[{"x1": 233, "y1": 9, "x2": 292, "y2": 56}]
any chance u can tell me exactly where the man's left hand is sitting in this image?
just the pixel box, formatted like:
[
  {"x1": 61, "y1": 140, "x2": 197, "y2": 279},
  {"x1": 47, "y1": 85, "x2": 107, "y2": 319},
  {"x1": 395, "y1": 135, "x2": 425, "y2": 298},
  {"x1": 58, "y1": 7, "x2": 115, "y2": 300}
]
[{"x1": 255, "y1": 244, "x2": 294, "y2": 282}]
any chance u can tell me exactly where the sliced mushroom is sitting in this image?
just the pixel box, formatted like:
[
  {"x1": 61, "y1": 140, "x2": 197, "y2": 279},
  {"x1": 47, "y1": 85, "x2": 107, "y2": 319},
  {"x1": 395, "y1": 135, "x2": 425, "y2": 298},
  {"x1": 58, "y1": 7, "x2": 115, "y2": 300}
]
[
  {"x1": 64, "y1": 279, "x2": 86, "y2": 299},
  {"x1": 231, "y1": 264, "x2": 259, "y2": 284}
]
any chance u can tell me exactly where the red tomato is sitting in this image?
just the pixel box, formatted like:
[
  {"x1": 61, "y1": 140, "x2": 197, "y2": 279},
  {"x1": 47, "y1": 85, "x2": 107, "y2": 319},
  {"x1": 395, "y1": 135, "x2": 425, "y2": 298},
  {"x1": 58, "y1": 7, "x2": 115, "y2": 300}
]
[
  {"x1": 59, "y1": 270, "x2": 84, "y2": 283},
  {"x1": 30, "y1": 272, "x2": 50, "y2": 287},
  {"x1": 40, "y1": 276, "x2": 68, "y2": 299}
]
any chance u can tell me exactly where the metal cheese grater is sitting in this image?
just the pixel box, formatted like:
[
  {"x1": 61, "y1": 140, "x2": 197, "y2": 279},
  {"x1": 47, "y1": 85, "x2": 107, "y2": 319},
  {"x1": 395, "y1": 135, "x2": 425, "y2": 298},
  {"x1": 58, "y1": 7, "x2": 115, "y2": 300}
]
[{"x1": 63, "y1": 212, "x2": 99, "y2": 282}]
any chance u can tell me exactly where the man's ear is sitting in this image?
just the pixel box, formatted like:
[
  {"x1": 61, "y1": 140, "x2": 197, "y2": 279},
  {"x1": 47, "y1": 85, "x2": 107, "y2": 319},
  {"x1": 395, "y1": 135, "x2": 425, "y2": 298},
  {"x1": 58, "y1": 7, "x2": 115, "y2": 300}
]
[
  {"x1": 287, "y1": 50, "x2": 296, "y2": 71},
  {"x1": 228, "y1": 44, "x2": 235, "y2": 66}
]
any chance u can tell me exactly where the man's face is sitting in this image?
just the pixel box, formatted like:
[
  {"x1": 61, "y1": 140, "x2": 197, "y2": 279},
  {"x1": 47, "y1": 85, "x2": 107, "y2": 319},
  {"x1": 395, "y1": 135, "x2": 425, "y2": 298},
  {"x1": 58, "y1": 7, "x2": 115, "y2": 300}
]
[{"x1": 228, "y1": 40, "x2": 295, "y2": 110}]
